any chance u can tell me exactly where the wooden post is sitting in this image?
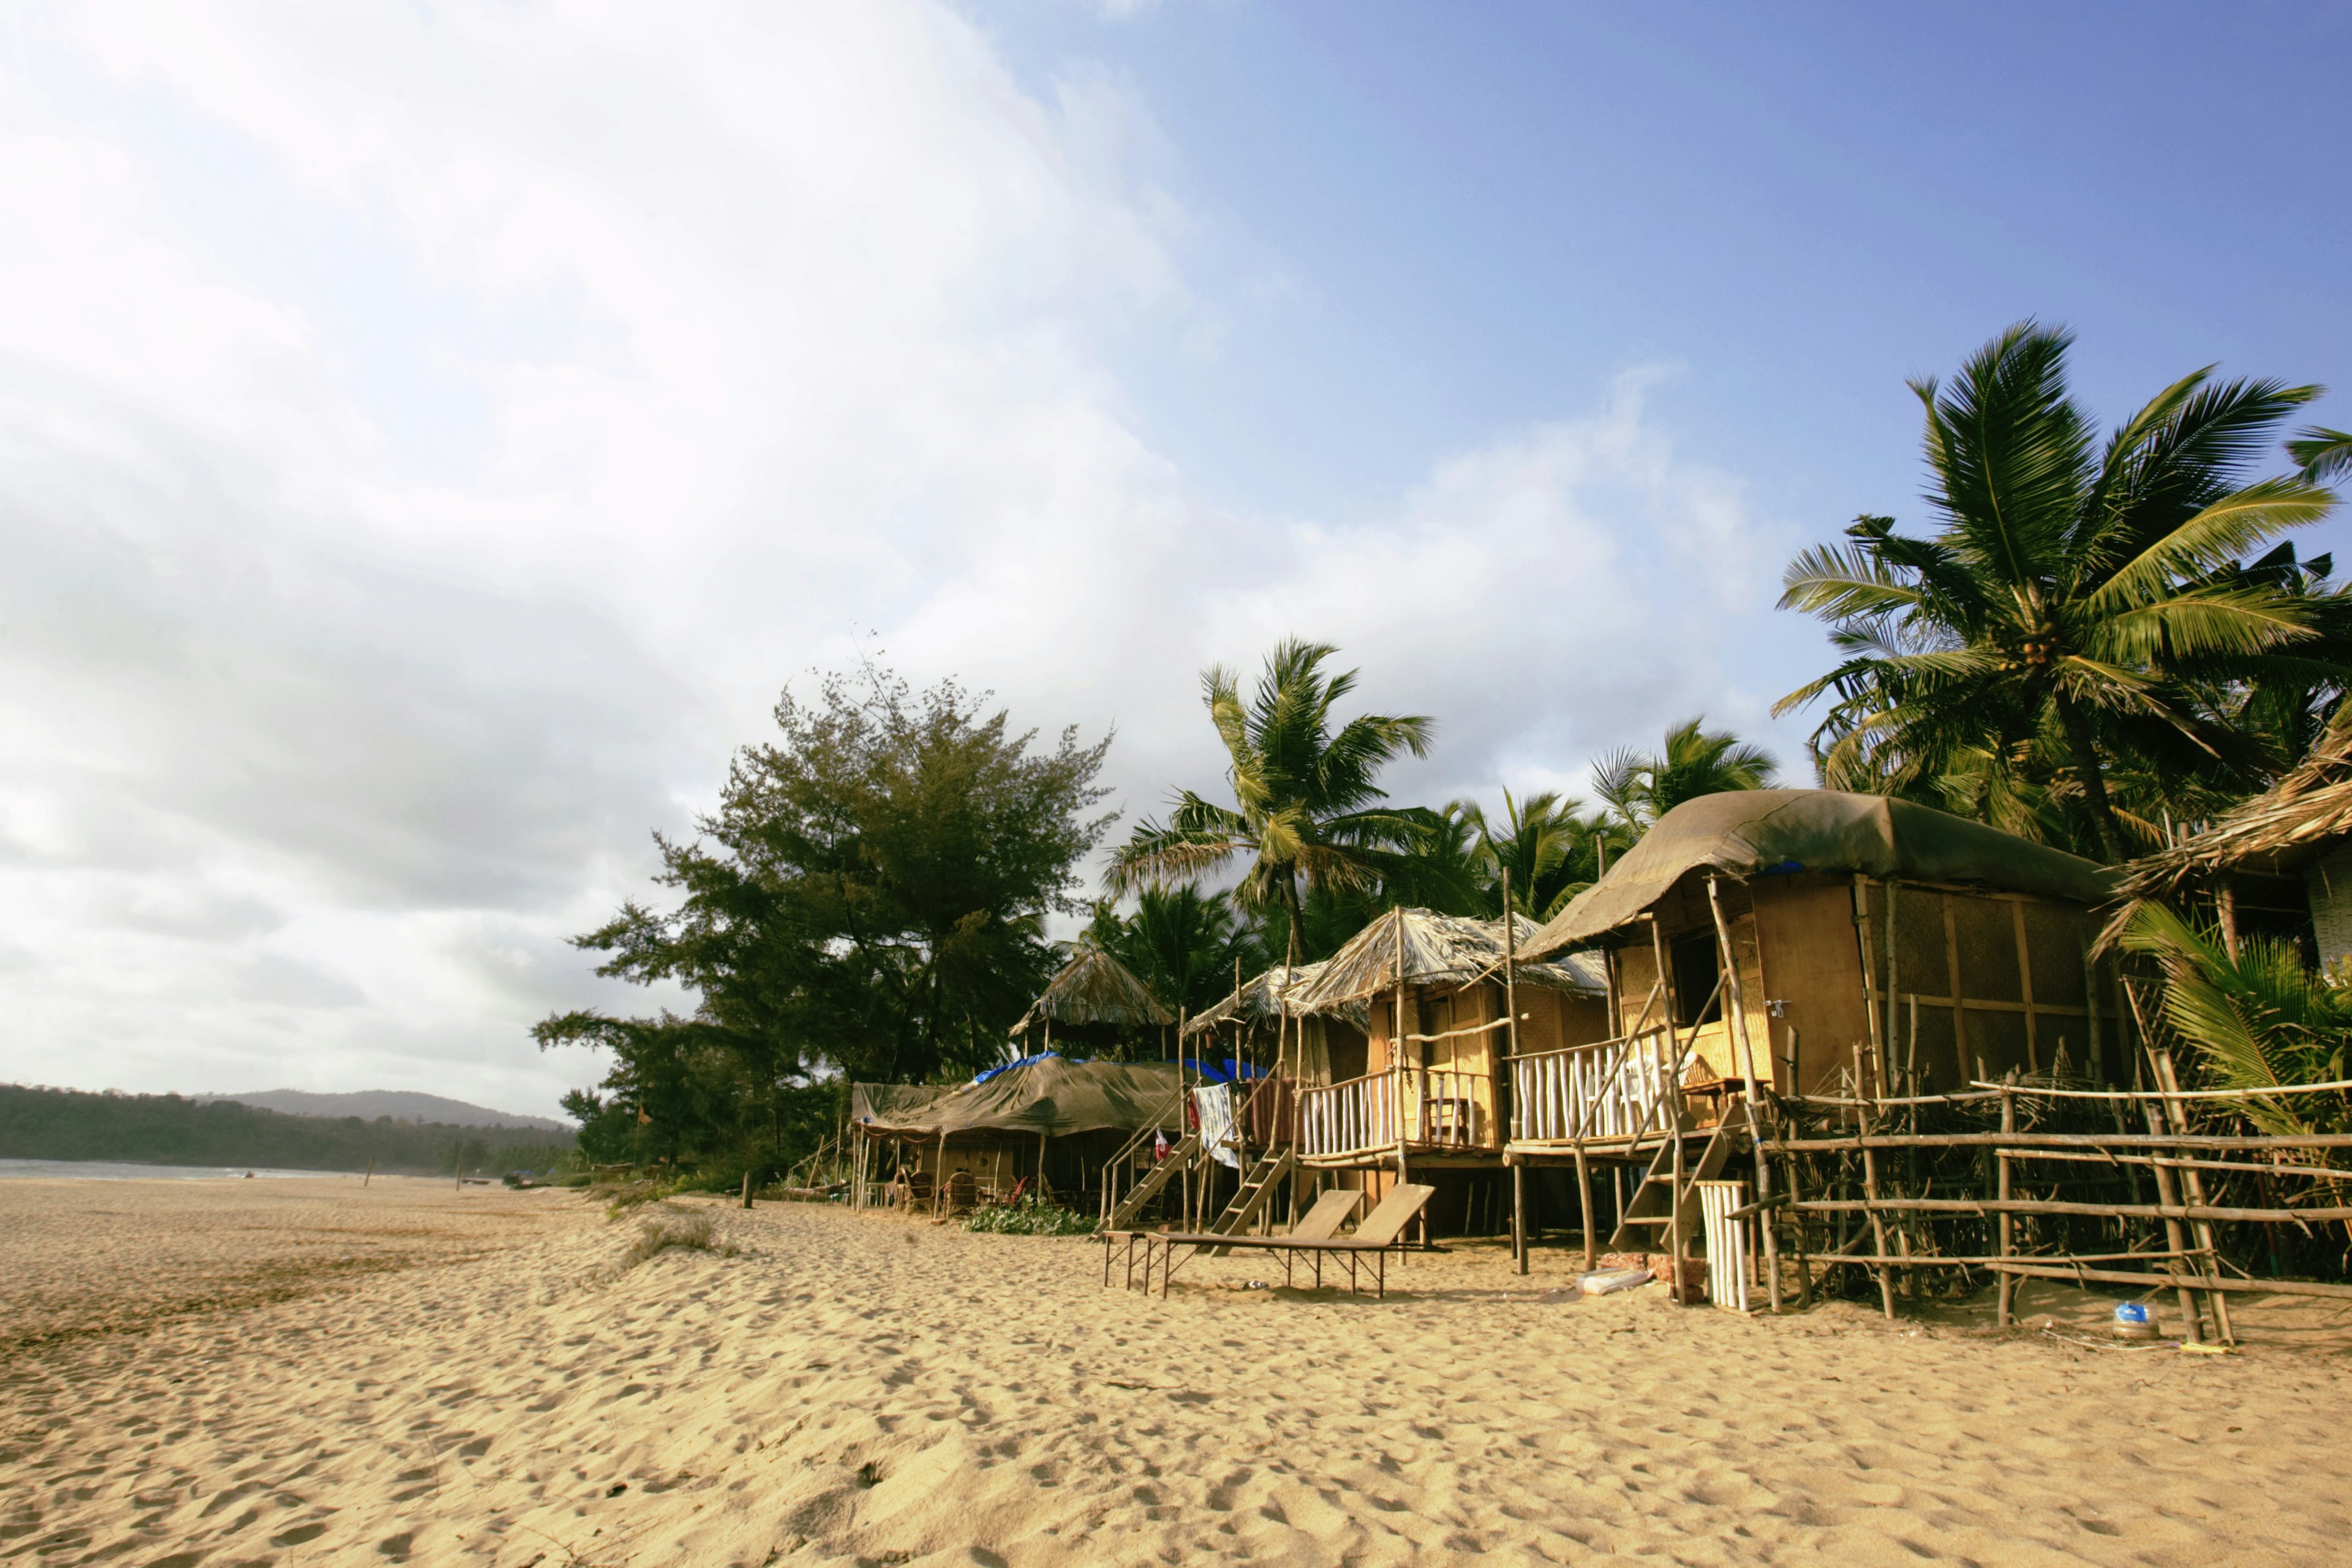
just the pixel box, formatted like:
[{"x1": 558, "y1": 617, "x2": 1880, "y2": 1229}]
[
  {"x1": 934, "y1": 1129, "x2": 948, "y2": 1218},
  {"x1": 1942, "y1": 895, "x2": 1969, "y2": 1074},
  {"x1": 1858, "y1": 1049, "x2": 1895, "y2": 1319},
  {"x1": 363, "y1": 1157, "x2": 373, "y2": 1189},
  {"x1": 1996, "y1": 1082, "x2": 2017, "y2": 1328},
  {"x1": 2140, "y1": 1093, "x2": 2207, "y2": 1344},
  {"x1": 1885, "y1": 878, "x2": 1901, "y2": 1094},
  {"x1": 1393, "y1": 910, "x2": 1411, "y2": 1186},
  {"x1": 2011, "y1": 899, "x2": 2040, "y2": 1078},
  {"x1": 1512, "y1": 1159, "x2": 1529, "y2": 1275},
  {"x1": 2152, "y1": 1051, "x2": 2234, "y2": 1344},
  {"x1": 1670, "y1": 1116, "x2": 1687, "y2": 1306},
  {"x1": 1852, "y1": 876, "x2": 1887, "y2": 1090},
  {"x1": 1708, "y1": 876, "x2": 1781, "y2": 1312},
  {"x1": 1038, "y1": 1130, "x2": 1051, "y2": 1202},
  {"x1": 741, "y1": 1170, "x2": 753, "y2": 1210},
  {"x1": 1574, "y1": 1144, "x2": 1597, "y2": 1271}
]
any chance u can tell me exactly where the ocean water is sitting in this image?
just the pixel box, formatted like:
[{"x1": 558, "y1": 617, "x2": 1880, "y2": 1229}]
[{"x1": 0, "y1": 1158, "x2": 356, "y2": 1182}]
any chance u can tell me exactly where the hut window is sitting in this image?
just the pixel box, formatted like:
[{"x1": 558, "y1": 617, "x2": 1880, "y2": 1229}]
[{"x1": 1670, "y1": 931, "x2": 1722, "y2": 1025}]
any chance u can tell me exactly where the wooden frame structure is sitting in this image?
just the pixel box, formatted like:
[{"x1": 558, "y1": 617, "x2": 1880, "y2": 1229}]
[{"x1": 1506, "y1": 789, "x2": 2126, "y2": 1297}]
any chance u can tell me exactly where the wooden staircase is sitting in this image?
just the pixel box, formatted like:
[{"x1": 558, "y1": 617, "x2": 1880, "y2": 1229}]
[
  {"x1": 1105, "y1": 1129, "x2": 1203, "y2": 1231},
  {"x1": 1202, "y1": 1147, "x2": 1298, "y2": 1256},
  {"x1": 1607, "y1": 1117, "x2": 1735, "y2": 1253}
]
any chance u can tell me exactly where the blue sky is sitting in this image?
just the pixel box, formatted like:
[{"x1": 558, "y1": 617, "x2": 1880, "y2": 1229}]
[
  {"x1": 989, "y1": 1, "x2": 2352, "y2": 527},
  {"x1": 2, "y1": 1, "x2": 2344, "y2": 1115}
]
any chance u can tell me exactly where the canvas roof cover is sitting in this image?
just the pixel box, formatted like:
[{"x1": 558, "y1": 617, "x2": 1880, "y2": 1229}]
[
  {"x1": 1523, "y1": 789, "x2": 2118, "y2": 958},
  {"x1": 849, "y1": 1082, "x2": 959, "y2": 1127},
  {"x1": 1287, "y1": 908, "x2": 1611, "y2": 1009},
  {"x1": 851, "y1": 1055, "x2": 1183, "y2": 1138}
]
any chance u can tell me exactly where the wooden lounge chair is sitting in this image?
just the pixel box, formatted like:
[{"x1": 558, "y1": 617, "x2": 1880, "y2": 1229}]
[{"x1": 1105, "y1": 1183, "x2": 1436, "y2": 1300}]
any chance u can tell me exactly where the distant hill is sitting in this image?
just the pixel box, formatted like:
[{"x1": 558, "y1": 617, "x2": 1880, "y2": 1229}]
[
  {"x1": 202, "y1": 1089, "x2": 568, "y2": 1132},
  {"x1": 0, "y1": 1084, "x2": 574, "y2": 1174}
]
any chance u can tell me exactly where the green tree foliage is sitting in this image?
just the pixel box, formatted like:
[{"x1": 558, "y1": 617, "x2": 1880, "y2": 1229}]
[
  {"x1": 0, "y1": 1085, "x2": 571, "y2": 1174},
  {"x1": 1084, "y1": 883, "x2": 1254, "y2": 1019},
  {"x1": 1444, "y1": 790, "x2": 1602, "y2": 920},
  {"x1": 2115, "y1": 903, "x2": 2352, "y2": 1137},
  {"x1": 1776, "y1": 322, "x2": 2345, "y2": 862},
  {"x1": 1106, "y1": 639, "x2": 1439, "y2": 964},
  {"x1": 538, "y1": 666, "x2": 1114, "y2": 1175},
  {"x1": 1594, "y1": 718, "x2": 1779, "y2": 833}
]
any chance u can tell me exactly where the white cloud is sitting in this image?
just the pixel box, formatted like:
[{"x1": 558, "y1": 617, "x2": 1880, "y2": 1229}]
[{"x1": 0, "y1": 1, "x2": 1796, "y2": 1118}]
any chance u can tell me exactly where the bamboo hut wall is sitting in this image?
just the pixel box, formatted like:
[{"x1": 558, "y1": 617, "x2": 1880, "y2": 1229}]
[
  {"x1": 1852, "y1": 881, "x2": 2120, "y2": 1087},
  {"x1": 2313, "y1": 843, "x2": 2352, "y2": 967},
  {"x1": 1749, "y1": 875, "x2": 1872, "y2": 1096}
]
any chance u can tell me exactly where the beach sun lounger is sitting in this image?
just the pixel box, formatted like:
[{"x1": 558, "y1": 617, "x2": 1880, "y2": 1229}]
[{"x1": 1104, "y1": 1183, "x2": 1435, "y2": 1300}]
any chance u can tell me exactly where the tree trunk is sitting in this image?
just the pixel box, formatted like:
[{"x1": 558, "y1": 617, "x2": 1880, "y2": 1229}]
[{"x1": 2054, "y1": 694, "x2": 2127, "y2": 864}]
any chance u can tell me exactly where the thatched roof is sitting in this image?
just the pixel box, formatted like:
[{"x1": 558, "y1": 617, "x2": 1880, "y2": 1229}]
[
  {"x1": 1285, "y1": 908, "x2": 1609, "y2": 1010},
  {"x1": 1180, "y1": 960, "x2": 1334, "y2": 1038},
  {"x1": 1525, "y1": 789, "x2": 2118, "y2": 957},
  {"x1": 1009, "y1": 945, "x2": 1174, "y2": 1035},
  {"x1": 2121, "y1": 716, "x2": 2352, "y2": 895}
]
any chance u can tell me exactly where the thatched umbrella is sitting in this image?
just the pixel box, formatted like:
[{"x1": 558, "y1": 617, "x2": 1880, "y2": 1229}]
[{"x1": 1009, "y1": 944, "x2": 1174, "y2": 1049}]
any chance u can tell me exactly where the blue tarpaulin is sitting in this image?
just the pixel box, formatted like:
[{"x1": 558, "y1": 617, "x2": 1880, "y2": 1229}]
[{"x1": 971, "y1": 1051, "x2": 1088, "y2": 1085}]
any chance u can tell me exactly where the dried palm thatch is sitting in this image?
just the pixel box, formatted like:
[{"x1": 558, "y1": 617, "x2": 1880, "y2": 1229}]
[
  {"x1": 2122, "y1": 715, "x2": 2352, "y2": 896},
  {"x1": 1009, "y1": 944, "x2": 1174, "y2": 1035},
  {"x1": 1180, "y1": 960, "x2": 1342, "y2": 1038},
  {"x1": 1286, "y1": 908, "x2": 1608, "y2": 1011}
]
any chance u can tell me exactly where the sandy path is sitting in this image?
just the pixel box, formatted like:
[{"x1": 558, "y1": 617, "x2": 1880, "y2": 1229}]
[{"x1": 4, "y1": 1179, "x2": 2350, "y2": 1567}]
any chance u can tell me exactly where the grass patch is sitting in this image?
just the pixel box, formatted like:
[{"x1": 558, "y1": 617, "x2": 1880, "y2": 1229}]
[
  {"x1": 592, "y1": 1177, "x2": 681, "y2": 1219},
  {"x1": 963, "y1": 1198, "x2": 1096, "y2": 1237},
  {"x1": 617, "y1": 1207, "x2": 742, "y2": 1269}
]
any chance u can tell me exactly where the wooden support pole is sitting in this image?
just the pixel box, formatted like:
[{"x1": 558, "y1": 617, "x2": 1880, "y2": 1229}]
[
  {"x1": 1996, "y1": 1082, "x2": 2016, "y2": 1328},
  {"x1": 2138, "y1": 1095, "x2": 2205, "y2": 1343},
  {"x1": 363, "y1": 1157, "x2": 373, "y2": 1189},
  {"x1": 1858, "y1": 1060, "x2": 1895, "y2": 1319},
  {"x1": 2152, "y1": 1050, "x2": 2234, "y2": 1344},
  {"x1": 1574, "y1": 1143, "x2": 1597, "y2": 1270},
  {"x1": 1708, "y1": 875, "x2": 1780, "y2": 1312},
  {"x1": 1670, "y1": 1120, "x2": 1687, "y2": 1306},
  {"x1": 741, "y1": 1170, "x2": 753, "y2": 1210},
  {"x1": 1512, "y1": 1158, "x2": 1529, "y2": 1275}
]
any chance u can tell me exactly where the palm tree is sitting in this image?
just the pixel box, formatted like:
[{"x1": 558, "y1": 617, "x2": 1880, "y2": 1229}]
[
  {"x1": 2116, "y1": 902, "x2": 2352, "y2": 1138},
  {"x1": 1776, "y1": 322, "x2": 2340, "y2": 863},
  {"x1": 1106, "y1": 639, "x2": 1434, "y2": 966},
  {"x1": 1594, "y1": 717, "x2": 1779, "y2": 834},
  {"x1": 1452, "y1": 790, "x2": 1595, "y2": 918},
  {"x1": 2290, "y1": 426, "x2": 2352, "y2": 484},
  {"x1": 1085, "y1": 884, "x2": 1252, "y2": 1019}
]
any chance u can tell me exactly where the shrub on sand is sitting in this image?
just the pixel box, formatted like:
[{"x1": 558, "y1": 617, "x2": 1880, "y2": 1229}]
[
  {"x1": 618, "y1": 1206, "x2": 742, "y2": 1270},
  {"x1": 964, "y1": 1198, "x2": 1096, "y2": 1237}
]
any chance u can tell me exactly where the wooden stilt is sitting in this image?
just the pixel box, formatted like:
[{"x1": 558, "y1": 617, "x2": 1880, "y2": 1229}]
[
  {"x1": 1512, "y1": 1159, "x2": 1528, "y2": 1275},
  {"x1": 1574, "y1": 1143, "x2": 1597, "y2": 1270},
  {"x1": 1708, "y1": 876, "x2": 1780, "y2": 1312}
]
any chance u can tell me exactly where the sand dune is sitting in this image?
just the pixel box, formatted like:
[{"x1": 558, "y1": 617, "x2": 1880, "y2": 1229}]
[{"x1": 4, "y1": 1177, "x2": 2350, "y2": 1566}]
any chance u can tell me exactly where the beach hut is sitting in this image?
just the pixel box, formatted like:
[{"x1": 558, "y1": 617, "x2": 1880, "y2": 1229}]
[
  {"x1": 2117, "y1": 715, "x2": 2352, "y2": 967},
  {"x1": 850, "y1": 1056, "x2": 1185, "y2": 1213},
  {"x1": 1501, "y1": 789, "x2": 2122, "y2": 1270},
  {"x1": 1281, "y1": 908, "x2": 1610, "y2": 1235}
]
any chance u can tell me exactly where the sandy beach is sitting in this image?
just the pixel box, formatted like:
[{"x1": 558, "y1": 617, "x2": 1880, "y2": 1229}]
[{"x1": 5, "y1": 1178, "x2": 2351, "y2": 1567}]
